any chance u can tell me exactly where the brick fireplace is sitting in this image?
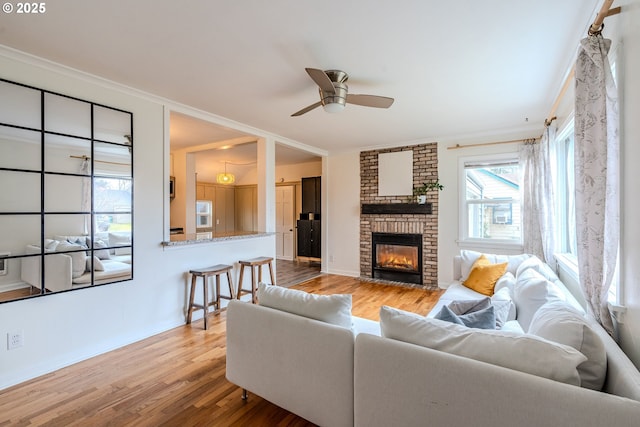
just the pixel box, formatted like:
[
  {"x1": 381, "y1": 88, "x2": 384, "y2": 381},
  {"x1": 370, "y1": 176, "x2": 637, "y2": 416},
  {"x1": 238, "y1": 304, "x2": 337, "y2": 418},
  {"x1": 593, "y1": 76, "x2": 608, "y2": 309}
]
[{"x1": 360, "y1": 143, "x2": 438, "y2": 289}]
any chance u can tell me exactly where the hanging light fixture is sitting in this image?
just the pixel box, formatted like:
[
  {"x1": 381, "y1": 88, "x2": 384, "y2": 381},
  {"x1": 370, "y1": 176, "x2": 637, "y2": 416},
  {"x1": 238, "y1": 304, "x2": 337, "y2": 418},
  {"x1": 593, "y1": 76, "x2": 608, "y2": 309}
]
[{"x1": 216, "y1": 161, "x2": 235, "y2": 184}]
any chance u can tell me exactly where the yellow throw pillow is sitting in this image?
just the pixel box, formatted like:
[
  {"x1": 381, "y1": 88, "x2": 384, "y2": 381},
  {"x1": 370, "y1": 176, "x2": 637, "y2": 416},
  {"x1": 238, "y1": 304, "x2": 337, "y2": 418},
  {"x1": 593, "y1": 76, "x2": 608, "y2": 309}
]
[{"x1": 463, "y1": 254, "x2": 508, "y2": 296}]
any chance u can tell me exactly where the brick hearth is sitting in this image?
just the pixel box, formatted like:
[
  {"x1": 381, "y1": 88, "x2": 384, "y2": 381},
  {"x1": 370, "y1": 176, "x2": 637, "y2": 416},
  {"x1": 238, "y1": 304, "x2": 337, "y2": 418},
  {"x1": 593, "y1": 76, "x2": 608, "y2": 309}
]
[{"x1": 360, "y1": 143, "x2": 438, "y2": 289}]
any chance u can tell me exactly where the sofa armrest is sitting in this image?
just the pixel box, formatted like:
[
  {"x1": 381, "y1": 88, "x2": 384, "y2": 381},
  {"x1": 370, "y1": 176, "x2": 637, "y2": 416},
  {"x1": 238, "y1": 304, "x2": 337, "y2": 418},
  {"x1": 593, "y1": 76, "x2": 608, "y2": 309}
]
[
  {"x1": 354, "y1": 334, "x2": 640, "y2": 427},
  {"x1": 20, "y1": 252, "x2": 72, "y2": 293},
  {"x1": 226, "y1": 300, "x2": 354, "y2": 427}
]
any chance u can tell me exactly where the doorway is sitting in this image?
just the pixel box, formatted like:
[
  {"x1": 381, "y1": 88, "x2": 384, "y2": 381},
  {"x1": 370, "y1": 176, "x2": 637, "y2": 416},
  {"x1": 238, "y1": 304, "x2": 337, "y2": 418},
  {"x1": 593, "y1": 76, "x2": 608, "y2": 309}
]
[{"x1": 275, "y1": 185, "x2": 295, "y2": 260}]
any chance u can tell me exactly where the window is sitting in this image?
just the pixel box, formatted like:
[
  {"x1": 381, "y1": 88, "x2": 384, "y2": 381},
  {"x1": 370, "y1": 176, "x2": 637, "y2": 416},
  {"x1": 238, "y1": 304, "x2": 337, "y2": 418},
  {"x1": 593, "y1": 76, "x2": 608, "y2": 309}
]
[
  {"x1": 553, "y1": 118, "x2": 620, "y2": 304},
  {"x1": 196, "y1": 200, "x2": 212, "y2": 228},
  {"x1": 460, "y1": 156, "x2": 521, "y2": 244},
  {"x1": 554, "y1": 121, "x2": 577, "y2": 256}
]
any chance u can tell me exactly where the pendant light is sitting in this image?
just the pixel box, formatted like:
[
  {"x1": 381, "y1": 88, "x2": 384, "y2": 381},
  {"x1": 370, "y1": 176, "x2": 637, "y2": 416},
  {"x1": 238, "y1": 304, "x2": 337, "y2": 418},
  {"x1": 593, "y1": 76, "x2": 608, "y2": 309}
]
[{"x1": 216, "y1": 161, "x2": 235, "y2": 184}]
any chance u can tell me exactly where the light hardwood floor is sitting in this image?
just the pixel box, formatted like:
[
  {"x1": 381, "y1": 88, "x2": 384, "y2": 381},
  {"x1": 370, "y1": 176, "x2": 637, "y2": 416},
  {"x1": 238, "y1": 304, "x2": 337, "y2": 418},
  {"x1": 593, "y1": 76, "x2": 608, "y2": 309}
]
[
  {"x1": 275, "y1": 259, "x2": 323, "y2": 288},
  {"x1": 0, "y1": 275, "x2": 442, "y2": 427}
]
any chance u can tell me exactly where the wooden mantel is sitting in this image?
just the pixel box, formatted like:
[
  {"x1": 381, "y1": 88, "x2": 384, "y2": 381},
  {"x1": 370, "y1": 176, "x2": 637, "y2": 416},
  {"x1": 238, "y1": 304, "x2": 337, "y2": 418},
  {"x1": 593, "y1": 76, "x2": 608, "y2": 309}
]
[{"x1": 361, "y1": 203, "x2": 432, "y2": 215}]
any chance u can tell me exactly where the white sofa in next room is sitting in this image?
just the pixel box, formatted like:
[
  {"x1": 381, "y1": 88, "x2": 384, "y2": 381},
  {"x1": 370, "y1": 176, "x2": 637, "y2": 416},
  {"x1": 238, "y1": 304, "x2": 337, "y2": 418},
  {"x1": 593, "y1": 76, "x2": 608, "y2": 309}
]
[{"x1": 20, "y1": 233, "x2": 132, "y2": 293}]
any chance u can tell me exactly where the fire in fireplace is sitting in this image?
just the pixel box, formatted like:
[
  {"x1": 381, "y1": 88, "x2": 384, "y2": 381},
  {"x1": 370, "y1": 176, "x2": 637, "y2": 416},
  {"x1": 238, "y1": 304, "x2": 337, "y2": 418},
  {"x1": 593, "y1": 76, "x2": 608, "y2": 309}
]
[
  {"x1": 372, "y1": 233, "x2": 423, "y2": 285},
  {"x1": 376, "y1": 244, "x2": 418, "y2": 271}
]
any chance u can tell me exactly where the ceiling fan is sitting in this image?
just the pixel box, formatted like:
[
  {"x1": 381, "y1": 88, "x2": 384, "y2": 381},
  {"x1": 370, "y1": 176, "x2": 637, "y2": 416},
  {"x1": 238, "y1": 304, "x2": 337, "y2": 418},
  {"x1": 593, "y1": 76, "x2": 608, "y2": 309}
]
[{"x1": 291, "y1": 68, "x2": 394, "y2": 117}]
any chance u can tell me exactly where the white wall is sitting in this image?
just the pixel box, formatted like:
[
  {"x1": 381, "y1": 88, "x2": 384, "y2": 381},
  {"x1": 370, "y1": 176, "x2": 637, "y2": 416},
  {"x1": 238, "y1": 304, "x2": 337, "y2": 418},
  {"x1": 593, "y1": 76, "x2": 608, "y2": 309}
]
[
  {"x1": 325, "y1": 151, "x2": 360, "y2": 276},
  {"x1": 0, "y1": 49, "x2": 276, "y2": 389},
  {"x1": 275, "y1": 160, "x2": 322, "y2": 184}
]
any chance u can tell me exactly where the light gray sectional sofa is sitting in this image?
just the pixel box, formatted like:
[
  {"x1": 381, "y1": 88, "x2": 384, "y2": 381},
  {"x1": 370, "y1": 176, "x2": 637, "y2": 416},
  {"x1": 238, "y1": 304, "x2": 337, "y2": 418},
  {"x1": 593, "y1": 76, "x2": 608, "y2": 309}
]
[
  {"x1": 21, "y1": 233, "x2": 131, "y2": 292},
  {"x1": 225, "y1": 252, "x2": 640, "y2": 427}
]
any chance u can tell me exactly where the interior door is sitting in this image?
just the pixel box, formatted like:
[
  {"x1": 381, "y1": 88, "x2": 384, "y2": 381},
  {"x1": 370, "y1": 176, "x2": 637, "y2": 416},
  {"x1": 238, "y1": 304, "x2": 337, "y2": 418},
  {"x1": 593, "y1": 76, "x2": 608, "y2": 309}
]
[{"x1": 276, "y1": 185, "x2": 295, "y2": 260}]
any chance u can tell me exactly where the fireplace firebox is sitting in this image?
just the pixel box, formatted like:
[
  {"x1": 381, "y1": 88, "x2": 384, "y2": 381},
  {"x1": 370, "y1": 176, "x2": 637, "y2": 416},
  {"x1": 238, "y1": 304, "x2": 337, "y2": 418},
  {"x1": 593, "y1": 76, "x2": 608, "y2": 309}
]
[{"x1": 372, "y1": 233, "x2": 423, "y2": 285}]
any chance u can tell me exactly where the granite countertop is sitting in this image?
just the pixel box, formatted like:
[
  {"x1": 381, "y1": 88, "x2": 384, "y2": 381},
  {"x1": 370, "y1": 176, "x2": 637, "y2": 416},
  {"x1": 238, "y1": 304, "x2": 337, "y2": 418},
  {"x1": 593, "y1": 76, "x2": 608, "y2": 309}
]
[{"x1": 163, "y1": 231, "x2": 274, "y2": 246}]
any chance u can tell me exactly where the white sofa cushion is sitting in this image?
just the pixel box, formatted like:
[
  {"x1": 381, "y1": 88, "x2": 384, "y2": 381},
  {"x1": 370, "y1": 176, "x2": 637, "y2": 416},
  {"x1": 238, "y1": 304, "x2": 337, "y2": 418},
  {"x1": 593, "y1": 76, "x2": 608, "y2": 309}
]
[
  {"x1": 491, "y1": 287, "x2": 516, "y2": 326},
  {"x1": 380, "y1": 305, "x2": 587, "y2": 386},
  {"x1": 516, "y1": 255, "x2": 559, "y2": 282},
  {"x1": 55, "y1": 241, "x2": 87, "y2": 279},
  {"x1": 257, "y1": 283, "x2": 352, "y2": 329},
  {"x1": 529, "y1": 301, "x2": 607, "y2": 391},
  {"x1": 513, "y1": 268, "x2": 565, "y2": 331},
  {"x1": 494, "y1": 271, "x2": 515, "y2": 294},
  {"x1": 86, "y1": 256, "x2": 105, "y2": 272},
  {"x1": 459, "y1": 250, "x2": 530, "y2": 281}
]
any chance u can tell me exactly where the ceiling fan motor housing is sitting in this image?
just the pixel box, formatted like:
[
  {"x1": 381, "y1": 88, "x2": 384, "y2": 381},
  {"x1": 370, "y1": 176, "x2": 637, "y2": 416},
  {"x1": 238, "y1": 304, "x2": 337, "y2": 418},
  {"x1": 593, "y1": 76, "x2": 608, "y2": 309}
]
[{"x1": 320, "y1": 82, "x2": 348, "y2": 107}]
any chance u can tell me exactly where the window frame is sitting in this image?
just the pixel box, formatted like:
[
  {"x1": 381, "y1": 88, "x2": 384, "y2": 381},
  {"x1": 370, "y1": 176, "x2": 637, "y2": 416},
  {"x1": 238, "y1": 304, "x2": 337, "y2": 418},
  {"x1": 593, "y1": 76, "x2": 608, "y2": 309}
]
[{"x1": 458, "y1": 153, "x2": 523, "y2": 251}]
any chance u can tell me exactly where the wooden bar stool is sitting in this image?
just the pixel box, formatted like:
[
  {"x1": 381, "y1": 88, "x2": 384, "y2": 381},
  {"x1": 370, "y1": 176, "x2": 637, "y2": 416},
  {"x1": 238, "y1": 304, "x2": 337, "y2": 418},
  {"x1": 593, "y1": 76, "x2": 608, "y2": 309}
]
[
  {"x1": 187, "y1": 264, "x2": 234, "y2": 330},
  {"x1": 237, "y1": 256, "x2": 276, "y2": 304}
]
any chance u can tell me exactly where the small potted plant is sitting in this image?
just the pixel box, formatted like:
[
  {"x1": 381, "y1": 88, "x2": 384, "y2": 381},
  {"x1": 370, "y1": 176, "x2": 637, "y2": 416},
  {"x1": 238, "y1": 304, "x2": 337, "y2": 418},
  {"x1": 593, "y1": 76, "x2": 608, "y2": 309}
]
[{"x1": 412, "y1": 178, "x2": 444, "y2": 204}]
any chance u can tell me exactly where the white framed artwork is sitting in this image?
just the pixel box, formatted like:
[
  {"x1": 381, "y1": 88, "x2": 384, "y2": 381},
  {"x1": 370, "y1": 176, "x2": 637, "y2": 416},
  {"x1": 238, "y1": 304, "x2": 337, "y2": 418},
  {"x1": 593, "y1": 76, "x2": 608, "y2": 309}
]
[{"x1": 378, "y1": 151, "x2": 413, "y2": 196}]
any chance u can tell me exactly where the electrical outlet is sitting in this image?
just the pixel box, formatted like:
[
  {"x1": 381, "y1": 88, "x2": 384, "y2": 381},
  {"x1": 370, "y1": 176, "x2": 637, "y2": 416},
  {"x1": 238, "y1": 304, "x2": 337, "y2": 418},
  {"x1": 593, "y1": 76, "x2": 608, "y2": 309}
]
[{"x1": 7, "y1": 331, "x2": 23, "y2": 350}]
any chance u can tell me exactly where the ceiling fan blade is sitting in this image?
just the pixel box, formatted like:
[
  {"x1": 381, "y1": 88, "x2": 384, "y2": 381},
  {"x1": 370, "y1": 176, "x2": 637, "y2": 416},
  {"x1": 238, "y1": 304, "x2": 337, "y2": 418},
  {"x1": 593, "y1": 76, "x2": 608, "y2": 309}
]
[
  {"x1": 305, "y1": 68, "x2": 336, "y2": 94},
  {"x1": 346, "y1": 94, "x2": 394, "y2": 108},
  {"x1": 291, "y1": 101, "x2": 323, "y2": 117}
]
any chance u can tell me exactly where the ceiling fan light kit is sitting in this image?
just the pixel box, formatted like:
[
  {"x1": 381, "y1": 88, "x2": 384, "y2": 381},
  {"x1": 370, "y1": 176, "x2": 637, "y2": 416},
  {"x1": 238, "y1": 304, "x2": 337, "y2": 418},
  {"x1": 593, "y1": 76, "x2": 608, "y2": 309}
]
[{"x1": 292, "y1": 68, "x2": 394, "y2": 117}]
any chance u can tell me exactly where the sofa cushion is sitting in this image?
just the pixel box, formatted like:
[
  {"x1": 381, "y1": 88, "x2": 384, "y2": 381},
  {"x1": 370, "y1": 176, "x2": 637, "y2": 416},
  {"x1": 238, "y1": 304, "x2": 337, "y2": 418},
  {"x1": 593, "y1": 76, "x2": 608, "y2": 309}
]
[
  {"x1": 494, "y1": 271, "x2": 515, "y2": 294},
  {"x1": 86, "y1": 256, "x2": 105, "y2": 272},
  {"x1": 500, "y1": 319, "x2": 525, "y2": 334},
  {"x1": 257, "y1": 283, "x2": 352, "y2": 329},
  {"x1": 516, "y1": 255, "x2": 559, "y2": 282},
  {"x1": 513, "y1": 268, "x2": 565, "y2": 331},
  {"x1": 529, "y1": 301, "x2": 607, "y2": 391},
  {"x1": 54, "y1": 235, "x2": 88, "y2": 246},
  {"x1": 434, "y1": 304, "x2": 496, "y2": 329},
  {"x1": 109, "y1": 232, "x2": 132, "y2": 255},
  {"x1": 55, "y1": 241, "x2": 87, "y2": 279},
  {"x1": 462, "y1": 254, "x2": 507, "y2": 296},
  {"x1": 459, "y1": 250, "x2": 530, "y2": 281},
  {"x1": 380, "y1": 305, "x2": 587, "y2": 386},
  {"x1": 491, "y1": 287, "x2": 517, "y2": 326},
  {"x1": 88, "y1": 238, "x2": 111, "y2": 260},
  {"x1": 72, "y1": 259, "x2": 131, "y2": 284}
]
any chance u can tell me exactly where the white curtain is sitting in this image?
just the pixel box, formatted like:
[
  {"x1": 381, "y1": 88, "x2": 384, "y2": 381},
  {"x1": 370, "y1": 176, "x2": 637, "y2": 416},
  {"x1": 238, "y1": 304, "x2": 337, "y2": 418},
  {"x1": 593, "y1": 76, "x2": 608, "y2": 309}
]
[
  {"x1": 574, "y1": 34, "x2": 619, "y2": 334},
  {"x1": 520, "y1": 127, "x2": 556, "y2": 264}
]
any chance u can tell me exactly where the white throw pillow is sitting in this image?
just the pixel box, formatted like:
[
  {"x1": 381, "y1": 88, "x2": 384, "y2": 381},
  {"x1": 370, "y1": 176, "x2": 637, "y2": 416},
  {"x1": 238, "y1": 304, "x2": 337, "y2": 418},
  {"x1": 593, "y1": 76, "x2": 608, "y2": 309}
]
[
  {"x1": 257, "y1": 283, "x2": 352, "y2": 329},
  {"x1": 459, "y1": 250, "x2": 530, "y2": 282},
  {"x1": 88, "y1": 238, "x2": 111, "y2": 260},
  {"x1": 529, "y1": 301, "x2": 607, "y2": 391},
  {"x1": 380, "y1": 305, "x2": 587, "y2": 386},
  {"x1": 500, "y1": 320, "x2": 525, "y2": 334},
  {"x1": 515, "y1": 255, "x2": 559, "y2": 282},
  {"x1": 86, "y1": 256, "x2": 105, "y2": 272},
  {"x1": 513, "y1": 268, "x2": 565, "y2": 331},
  {"x1": 55, "y1": 241, "x2": 87, "y2": 279},
  {"x1": 54, "y1": 235, "x2": 88, "y2": 246},
  {"x1": 109, "y1": 232, "x2": 132, "y2": 256},
  {"x1": 494, "y1": 272, "x2": 515, "y2": 294},
  {"x1": 491, "y1": 286, "x2": 516, "y2": 326}
]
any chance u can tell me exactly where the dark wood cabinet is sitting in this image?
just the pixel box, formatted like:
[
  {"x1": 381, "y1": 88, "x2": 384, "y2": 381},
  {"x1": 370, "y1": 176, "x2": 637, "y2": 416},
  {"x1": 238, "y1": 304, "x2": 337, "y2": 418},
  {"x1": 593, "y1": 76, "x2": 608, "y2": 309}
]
[
  {"x1": 298, "y1": 176, "x2": 321, "y2": 258},
  {"x1": 297, "y1": 219, "x2": 321, "y2": 258},
  {"x1": 301, "y1": 176, "x2": 321, "y2": 216}
]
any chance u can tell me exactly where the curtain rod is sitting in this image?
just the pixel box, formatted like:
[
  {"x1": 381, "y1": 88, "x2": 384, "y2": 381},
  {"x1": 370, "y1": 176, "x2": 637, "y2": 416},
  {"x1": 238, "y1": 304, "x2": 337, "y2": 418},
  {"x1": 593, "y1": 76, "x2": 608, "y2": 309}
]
[
  {"x1": 546, "y1": 2, "x2": 620, "y2": 122},
  {"x1": 450, "y1": 2, "x2": 621, "y2": 152},
  {"x1": 447, "y1": 137, "x2": 538, "y2": 151},
  {"x1": 590, "y1": 0, "x2": 618, "y2": 34},
  {"x1": 70, "y1": 154, "x2": 129, "y2": 166}
]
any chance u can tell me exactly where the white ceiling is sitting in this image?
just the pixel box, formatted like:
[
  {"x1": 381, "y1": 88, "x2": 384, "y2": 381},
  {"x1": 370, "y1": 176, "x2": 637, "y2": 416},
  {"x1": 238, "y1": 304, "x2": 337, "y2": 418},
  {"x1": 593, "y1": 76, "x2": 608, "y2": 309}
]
[{"x1": 0, "y1": 0, "x2": 600, "y2": 156}]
